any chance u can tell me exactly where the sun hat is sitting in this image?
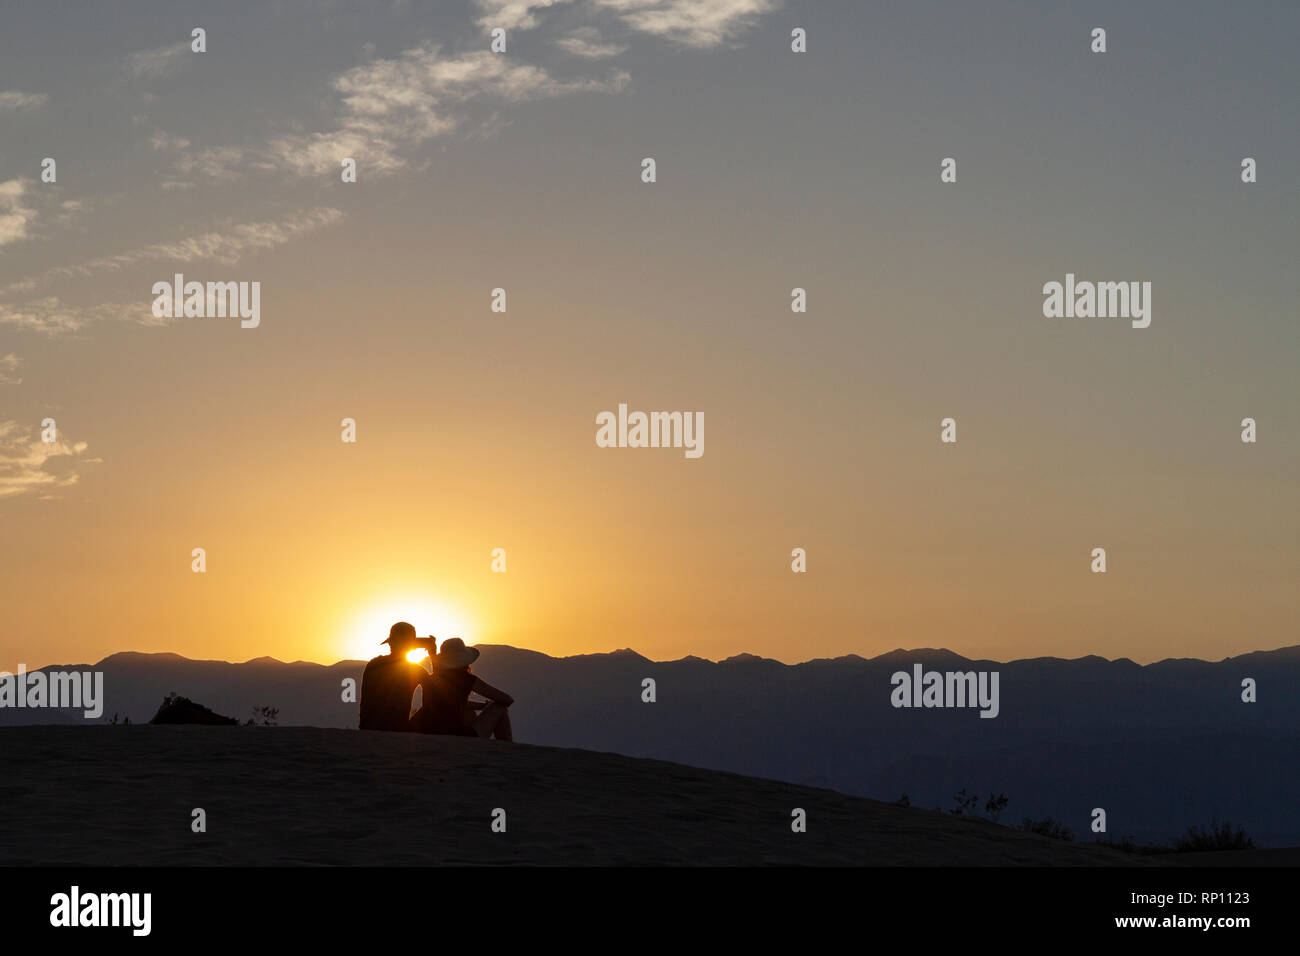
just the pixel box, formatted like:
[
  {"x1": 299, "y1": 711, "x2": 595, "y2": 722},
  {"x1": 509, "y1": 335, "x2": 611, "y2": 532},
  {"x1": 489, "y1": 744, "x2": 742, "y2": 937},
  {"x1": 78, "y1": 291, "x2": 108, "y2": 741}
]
[{"x1": 435, "y1": 637, "x2": 479, "y2": 668}]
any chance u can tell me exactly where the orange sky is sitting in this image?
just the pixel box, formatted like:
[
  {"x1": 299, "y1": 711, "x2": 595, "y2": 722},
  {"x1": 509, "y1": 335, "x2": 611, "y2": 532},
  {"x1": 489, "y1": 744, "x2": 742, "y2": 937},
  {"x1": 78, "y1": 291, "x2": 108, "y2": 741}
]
[{"x1": 2, "y1": 3, "x2": 1296, "y2": 671}]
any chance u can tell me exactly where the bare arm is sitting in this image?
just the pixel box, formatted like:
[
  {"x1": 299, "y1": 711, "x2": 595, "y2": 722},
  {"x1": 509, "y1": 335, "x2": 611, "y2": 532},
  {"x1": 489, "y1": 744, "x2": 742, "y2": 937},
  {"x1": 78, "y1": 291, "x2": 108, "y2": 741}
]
[{"x1": 471, "y1": 676, "x2": 513, "y2": 706}]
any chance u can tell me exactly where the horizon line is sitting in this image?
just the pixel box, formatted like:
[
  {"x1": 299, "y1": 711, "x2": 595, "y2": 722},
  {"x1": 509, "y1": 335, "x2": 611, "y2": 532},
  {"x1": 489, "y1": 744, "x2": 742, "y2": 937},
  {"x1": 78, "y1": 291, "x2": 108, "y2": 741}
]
[{"x1": 13, "y1": 640, "x2": 1299, "y2": 674}]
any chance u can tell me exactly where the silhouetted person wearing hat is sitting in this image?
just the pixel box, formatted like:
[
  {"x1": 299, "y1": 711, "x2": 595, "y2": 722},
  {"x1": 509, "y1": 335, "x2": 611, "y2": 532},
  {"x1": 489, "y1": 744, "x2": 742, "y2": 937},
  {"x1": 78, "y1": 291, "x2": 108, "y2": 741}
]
[
  {"x1": 358, "y1": 622, "x2": 434, "y2": 732},
  {"x1": 415, "y1": 638, "x2": 514, "y2": 740}
]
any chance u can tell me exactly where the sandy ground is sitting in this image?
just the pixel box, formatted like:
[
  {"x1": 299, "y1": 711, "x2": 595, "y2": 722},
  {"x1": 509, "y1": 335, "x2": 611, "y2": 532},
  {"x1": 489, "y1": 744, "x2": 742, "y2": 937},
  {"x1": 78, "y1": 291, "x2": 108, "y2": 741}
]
[{"x1": 0, "y1": 726, "x2": 1202, "y2": 866}]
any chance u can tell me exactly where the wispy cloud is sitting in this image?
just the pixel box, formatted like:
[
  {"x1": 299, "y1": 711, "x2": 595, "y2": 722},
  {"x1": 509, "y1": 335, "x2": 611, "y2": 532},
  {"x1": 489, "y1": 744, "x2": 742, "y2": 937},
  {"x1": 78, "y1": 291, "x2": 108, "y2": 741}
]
[
  {"x1": 0, "y1": 354, "x2": 20, "y2": 386},
  {"x1": 149, "y1": 132, "x2": 248, "y2": 188},
  {"x1": 593, "y1": 0, "x2": 779, "y2": 48},
  {"x1": 54, "y1": 199, "x2": 87, "y2": 228},
  {"x1": 0, "y1": 179, "x2": 37, "y2": 249},
  {"x1": 475, "y1": 0, "x2": 778, "y2": 48},
  {"x1": 0, "y1": 420, "x2": 96, "y2": 500},
  {"x1": 126, "y1": 40, "x2": 191, "y2": 78},
  {"x1": 475, "y1": 0, "x2": 567, "y2": 30},
  {"x1": 1, "y1": 207, "x2": 345, "y2": 298},
  {"x1": 137, "y1": 206, "x2": 345, "y2": 264},
  {"x1": 133, "y1": 6, "x2": 771, "y2": 188},
  {"x1": 0, "y1": 299, "x2": 151, "y2": 336},
  {"x1": 555, "y1": 26, "x2": 628, "y2": 59},
  {"x1": 265, "y1": 46, "x2": 628, "y2": 176},
  {"x1": 149, "y1": 130, "x2": 190, "y2": 151},
  {"x1": 167, "y1": 146, "x2": 248, "y2": 188},
  {"x1": 0, "y1": 181, "x2": 87, "y2": 248},
  {"x1": 0, "y1": 91, "x2": 48, "y2": 111}
]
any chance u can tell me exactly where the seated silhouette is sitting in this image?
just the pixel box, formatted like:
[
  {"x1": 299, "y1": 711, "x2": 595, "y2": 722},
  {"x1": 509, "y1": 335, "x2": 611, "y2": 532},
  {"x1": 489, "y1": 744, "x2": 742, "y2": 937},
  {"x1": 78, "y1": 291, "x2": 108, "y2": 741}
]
[
  {"x1": 414, "y1": 638, "x2": 513, "y2": 740},
  {"x1": 358, "y1": 622, "x2": 434, "y2": 732}
]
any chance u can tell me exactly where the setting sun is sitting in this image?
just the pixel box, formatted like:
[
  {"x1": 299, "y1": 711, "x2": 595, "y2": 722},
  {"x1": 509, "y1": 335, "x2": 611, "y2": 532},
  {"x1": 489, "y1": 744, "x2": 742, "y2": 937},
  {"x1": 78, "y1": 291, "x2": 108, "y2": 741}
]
[{"x1": 340, "y1": 595, "x2": 474, "y2": 663}]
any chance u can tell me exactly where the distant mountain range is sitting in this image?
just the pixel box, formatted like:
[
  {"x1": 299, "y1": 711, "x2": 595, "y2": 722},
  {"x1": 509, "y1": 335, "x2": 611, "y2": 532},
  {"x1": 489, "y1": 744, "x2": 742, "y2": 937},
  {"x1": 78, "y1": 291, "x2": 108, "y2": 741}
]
[{"x1": 7, "y1": 644, "x2": 1299, "y2": 846}]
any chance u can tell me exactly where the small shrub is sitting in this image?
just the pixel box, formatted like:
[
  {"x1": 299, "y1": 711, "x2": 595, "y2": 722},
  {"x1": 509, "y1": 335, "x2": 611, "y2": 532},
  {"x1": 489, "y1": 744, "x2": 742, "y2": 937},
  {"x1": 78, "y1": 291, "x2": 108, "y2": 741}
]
[
  {"x1": 984, "y1": 793, "x2": 1009, "y2": 824},
  {"x1": 248, "y1": 705, "x2": 279, "y2": 727},
  {"x1": 1173, "y1": 822, "x2": 1254, "y2": 852},
  {"x1": 1020, "y1": 817, "x2": 1074, "y2": 842},
  {"x1": 950, "y1": 789, "x2": 978, "y2": 816}
]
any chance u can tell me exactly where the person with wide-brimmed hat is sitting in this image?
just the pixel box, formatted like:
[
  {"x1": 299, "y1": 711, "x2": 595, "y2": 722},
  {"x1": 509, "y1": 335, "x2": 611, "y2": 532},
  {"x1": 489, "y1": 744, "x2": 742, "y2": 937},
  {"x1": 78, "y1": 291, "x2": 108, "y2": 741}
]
[
  {"x1": 414, "y1": 637, "x2": 514, "y2": 740},
  {"x1": 358, "y1": 622, "x2": 435, "y2": 732}
]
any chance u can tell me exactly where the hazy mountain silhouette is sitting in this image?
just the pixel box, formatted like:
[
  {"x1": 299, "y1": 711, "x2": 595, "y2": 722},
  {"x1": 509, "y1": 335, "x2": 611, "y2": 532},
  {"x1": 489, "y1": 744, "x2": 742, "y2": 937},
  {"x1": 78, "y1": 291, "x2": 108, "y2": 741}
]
[{"x1": 8, "y1": 644, "x2": 1298, "y2": 846}]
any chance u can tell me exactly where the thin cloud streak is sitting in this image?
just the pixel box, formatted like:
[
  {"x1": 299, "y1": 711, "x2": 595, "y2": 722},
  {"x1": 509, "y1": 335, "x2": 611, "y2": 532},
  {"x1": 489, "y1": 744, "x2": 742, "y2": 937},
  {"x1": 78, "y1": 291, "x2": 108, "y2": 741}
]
[
  {"x1": 475, "y1": 0, "x2": 567, "y2": 30},
  {"x1": 593, "y1": 0, "x2": 780, "y2": 48},
  {"x1": 125, "y1": 41, "x2": 191, "y2": 78},
  {"x1": 1, "y1": 207, "x2": 345, "y2": 298},
  {"x1": 555, "y1": 27, "x2": 628, "y2": 59},
  {"x1": 0, "y1": 298, "x2": 153, "y2": 336},
  {"x1": 0, "y1": 91, "x2": 48, "y2": 111},
  {"x1": 475, "y1": 0, "x2": 778, "y2": 47}
]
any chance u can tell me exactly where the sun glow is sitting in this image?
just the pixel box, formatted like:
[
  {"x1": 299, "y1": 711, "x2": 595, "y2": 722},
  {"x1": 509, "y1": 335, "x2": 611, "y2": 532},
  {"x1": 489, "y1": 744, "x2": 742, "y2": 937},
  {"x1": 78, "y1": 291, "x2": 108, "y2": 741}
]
[{"x1": 340, "y1": 595, "x2": 474, "y2": 662}]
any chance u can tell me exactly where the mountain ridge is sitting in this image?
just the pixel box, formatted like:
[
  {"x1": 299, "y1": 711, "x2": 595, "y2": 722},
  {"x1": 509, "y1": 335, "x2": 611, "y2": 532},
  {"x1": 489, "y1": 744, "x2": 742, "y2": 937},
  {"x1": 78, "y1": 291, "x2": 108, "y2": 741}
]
[{"x1": 37, "y1": 641, "x2": 1298, "y2": 672}]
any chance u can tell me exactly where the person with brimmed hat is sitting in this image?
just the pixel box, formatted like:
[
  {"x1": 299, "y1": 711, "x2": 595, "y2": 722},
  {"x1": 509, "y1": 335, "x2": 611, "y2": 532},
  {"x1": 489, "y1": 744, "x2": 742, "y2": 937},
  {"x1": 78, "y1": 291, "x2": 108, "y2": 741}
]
[
  {"x1": 358, "y1": 622, "x2": 435, "y2": 732},
  {"x1": 414, "y1": 637, "x2": 514, "y2": 740}
]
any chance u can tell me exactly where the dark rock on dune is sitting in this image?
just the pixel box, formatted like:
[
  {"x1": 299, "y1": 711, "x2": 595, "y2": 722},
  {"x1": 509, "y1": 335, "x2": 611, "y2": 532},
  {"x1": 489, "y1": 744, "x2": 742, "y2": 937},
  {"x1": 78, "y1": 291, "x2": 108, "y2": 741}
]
[{"x1": 148, "y1": 694, "x2": 238, "y2": 726}]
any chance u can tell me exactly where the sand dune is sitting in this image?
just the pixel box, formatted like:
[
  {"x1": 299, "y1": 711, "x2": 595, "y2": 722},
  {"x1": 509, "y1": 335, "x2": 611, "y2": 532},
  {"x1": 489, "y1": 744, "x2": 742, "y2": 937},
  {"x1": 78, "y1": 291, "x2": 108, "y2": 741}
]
[{"x1": 0, "y1": 726, "x2": 1181, "y2": 866}]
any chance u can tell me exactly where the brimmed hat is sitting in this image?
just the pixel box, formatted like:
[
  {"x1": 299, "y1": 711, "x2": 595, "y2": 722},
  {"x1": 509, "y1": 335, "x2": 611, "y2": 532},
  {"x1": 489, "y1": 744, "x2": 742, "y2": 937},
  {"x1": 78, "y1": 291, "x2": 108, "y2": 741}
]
[
  {"x1": 435, "y1": 637, "x2": 479, "y2": 668},
  {"x1": 383, "y1": 621, "x2": 417, "y2": 645},
  {"x1": 383, "y1": 622, "x2": 433, "y2": 651}
]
